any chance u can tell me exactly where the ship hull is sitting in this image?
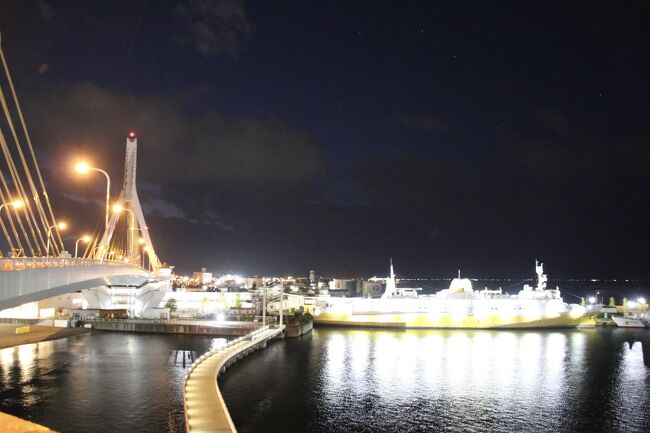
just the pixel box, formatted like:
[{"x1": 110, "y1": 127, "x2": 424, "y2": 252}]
[{"x1": 314, "y1": 311, "x2": 591, "y2": 329}]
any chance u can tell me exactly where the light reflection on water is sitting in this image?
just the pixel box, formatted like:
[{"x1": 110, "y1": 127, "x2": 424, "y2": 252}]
[
  {"x1": 0, "y1": 332, "x2": 228, "y2": 433},
  {"x1": 220, "y1": 328, "x2": 650, "y2": 433},
  {"x1": 0, "y1": 328, "x2": 648, "y2": 433}
]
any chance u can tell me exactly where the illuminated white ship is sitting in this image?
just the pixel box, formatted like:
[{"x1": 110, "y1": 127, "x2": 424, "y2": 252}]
[
  {"x1": 314, "y1": 260, "x2": 589, "y2": 329},
  {"x1": 612, "y1": 315, "x2": 650, "y2": 328}
]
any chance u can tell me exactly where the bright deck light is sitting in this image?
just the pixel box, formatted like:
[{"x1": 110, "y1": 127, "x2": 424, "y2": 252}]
[
  {"x1": 11, "y1": 199, "x2": 24, "y2": 208},
  {"x1": 57, "y1": 222, "x2": 67, "y2": 230},
  {"x1": 112, "y1": 203, "x2": 123, "y2": 213}
]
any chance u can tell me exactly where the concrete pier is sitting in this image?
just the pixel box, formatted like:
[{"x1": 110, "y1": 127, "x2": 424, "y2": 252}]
[
  {"x1": 183, "y1": 326, "x2": 284, "y2": 433},
  {"x1": 0, "y1": 411, "x2": 57, "y2": 432}
]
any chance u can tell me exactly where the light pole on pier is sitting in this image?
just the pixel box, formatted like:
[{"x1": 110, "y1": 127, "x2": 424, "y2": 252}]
[
  {"x1": 262, "y1": 289, "x2": 266, "y2": 326},
  {"x1": 75, "y1": 162, "x2": 111, "y2": 231},
  {"x1": 279, "y1": 286, "x2": 284, "y2": 328}
]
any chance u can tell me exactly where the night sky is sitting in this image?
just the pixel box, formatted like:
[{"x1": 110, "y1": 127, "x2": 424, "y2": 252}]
[{"x1": 1, "y1": 1, "x2": 649, "y2": 278}]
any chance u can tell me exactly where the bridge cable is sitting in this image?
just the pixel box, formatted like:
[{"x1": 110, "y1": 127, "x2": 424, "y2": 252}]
[
  {"x1": 0, "y1": 47, "x2": 63, "y2": 252},
  {"x1": 0, "y1": 129, "x2": 35, "y2": 254},
  {"x1": 0, "y1": 80, "x2": 51, "y2": 253},
  {"x1": 0, "y1": 88, "x2": 48, "y2": 255}
]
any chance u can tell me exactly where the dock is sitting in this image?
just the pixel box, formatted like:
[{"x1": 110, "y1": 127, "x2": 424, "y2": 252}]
[{"x1": 183, "y1": 325, "x2": 284, "y2": 433}]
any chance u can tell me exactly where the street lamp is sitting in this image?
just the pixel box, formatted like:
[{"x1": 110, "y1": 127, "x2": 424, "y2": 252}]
[
  {"x1": 112, "y1": 203, "x2": 137, "y2": 221},
  {"x1": 112, "y1": 202, "x2": 138, "y2": 235},
  {"x1": 75, "y1": 161, "x2": 111, "y2": 230},
  {"x1": 588, "y1": 296, "x2": 596, "y2": 305},
  {"x1": 74, "y1": 235, "x2": 91, "y2": 258},
  {"x1": 46, "y1": 222, "x2": 67, "y2": 258},
  {"x1": 0, "y1": 199, "x2": 24, "y2": 213},
  {"x1": 137, "y1": 237, "x2": 145, "y2": 268}
]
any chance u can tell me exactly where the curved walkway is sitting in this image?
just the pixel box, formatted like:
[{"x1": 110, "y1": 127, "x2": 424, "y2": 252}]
[{"x1": 183, "y1": 326, "x2": 283, "y2": 433}]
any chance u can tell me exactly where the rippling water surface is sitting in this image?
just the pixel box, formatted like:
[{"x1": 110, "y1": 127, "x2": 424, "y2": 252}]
[
  {"x1": 220, "y1": 328, "x2": 650, "y2": 433},
  {"x1": 1, "y1": 328, "x2": 649, "y2": 433},
  {"x1": 0, "y1": 332, "x2": 227, "y2": 433}
]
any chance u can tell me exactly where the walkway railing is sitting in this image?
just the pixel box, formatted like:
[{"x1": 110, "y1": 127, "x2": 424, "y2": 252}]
[{"x1": 0, "y1": 257, "x2": 142, "y2": 272}]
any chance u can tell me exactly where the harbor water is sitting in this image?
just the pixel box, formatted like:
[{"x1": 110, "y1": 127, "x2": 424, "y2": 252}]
[{"x1": 1, "y1": 328, "x2": 649, "y2": 432}]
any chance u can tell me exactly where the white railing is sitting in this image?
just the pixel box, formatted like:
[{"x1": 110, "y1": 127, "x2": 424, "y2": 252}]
[{"x1": 0, "y1": 257, "x2": 141, "y2": 272}]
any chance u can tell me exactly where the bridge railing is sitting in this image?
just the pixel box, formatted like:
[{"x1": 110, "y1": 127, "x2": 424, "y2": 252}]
[{"x1": 0, "y1": 257, "x2": 140, "y2": 272}]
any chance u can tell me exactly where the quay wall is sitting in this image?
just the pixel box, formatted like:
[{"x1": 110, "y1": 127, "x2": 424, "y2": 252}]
[{"x1": 85, "y1": 320, "x2": 260, "y2": 336}]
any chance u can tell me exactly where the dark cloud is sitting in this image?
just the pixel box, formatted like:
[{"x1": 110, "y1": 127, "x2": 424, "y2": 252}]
[
  {"x1": 25, "y1": 82, "x2": 325, "y2": 188},
  {"x1": 174, "y1": 0, "x2": 253, "y2": 57},
  {"x1": 399, "y1": 113, "x2": 451, "y2": 135},
  {"x1": 37, "y1": 0, "x2": 55, "y2": 21}
]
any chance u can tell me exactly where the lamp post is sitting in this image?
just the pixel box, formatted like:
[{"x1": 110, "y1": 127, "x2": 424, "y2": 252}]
[
  {"x1": 0, "y1": 199, "x2": 24, "y2": 214},
  {"x1": 0, "y1": 200, "x2": 24, "y2": 256},
  {"x1": 75, "y1": 162, "x2": 110, "y2": 230},
  {"x1": 113, "y1": 203, "x2": 138, "y2": 263},
  {"x1": 137, "y1": 237, "x2": 145, "y2": 268},
  {"x1": 74, "y1": 235, "x2": 91, "y2": 258},
  {"x1": 112, "y1": 203, "x2": 136, "y2": 225},
  {"x1": 46, "y1": 222, "x2": 67, "y2": 258}
]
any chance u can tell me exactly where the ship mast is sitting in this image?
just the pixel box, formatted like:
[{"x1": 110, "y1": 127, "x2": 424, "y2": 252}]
[{"x1": 381, "y1": 258, "x2": 397, "y2": 298}]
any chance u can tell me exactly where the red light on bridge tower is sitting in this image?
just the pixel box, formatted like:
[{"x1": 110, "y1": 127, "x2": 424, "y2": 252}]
[{"x1": 127, "y1": 131, "x2": 137, "y2": 141}]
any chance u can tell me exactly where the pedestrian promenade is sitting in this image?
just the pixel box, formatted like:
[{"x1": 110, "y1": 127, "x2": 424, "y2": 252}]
[{"x1": 183, "y1": 326, "x2": 283, "y2": 433}]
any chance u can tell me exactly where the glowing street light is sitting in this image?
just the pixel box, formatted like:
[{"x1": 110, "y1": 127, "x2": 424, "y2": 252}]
[
  {"x1": 112, "y1": 202, "x2": 137, "y2": 229},
  {"x1": 46, "y1": 221, "x2": 67, "y2": 258},
  {"x1": 0, "y1": 199, "x2": 25, "y2": 213},
  {"x1": 112, "y1": 202, "x2": 136, "y2": 218},
  {"x1": 638, "y1": 297, "x2": 646, "y2": 305},
  {"x1": 75, "y1": 161, "x2": 111, "y2": 230},
  {"x1": 588, "y1": 296, "x2": 596, "y2": 305},
  {"x1": 74, "y1": 235, "x2": 91, "y2": 258}
]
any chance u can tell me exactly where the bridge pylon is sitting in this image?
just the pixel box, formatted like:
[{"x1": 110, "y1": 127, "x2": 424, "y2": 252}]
[{"x1": 97, "y1": 133, "x2": 162, "y2": 273}]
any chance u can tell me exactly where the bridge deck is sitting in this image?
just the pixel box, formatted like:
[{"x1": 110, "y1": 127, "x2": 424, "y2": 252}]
[{"x1": 183, "y1": 326, "x2": 283, "y2": 433}]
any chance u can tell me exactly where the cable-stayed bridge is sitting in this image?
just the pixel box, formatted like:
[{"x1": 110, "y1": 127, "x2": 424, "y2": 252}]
[{"x1": 0, "y1": 36, "x2": 170, "y2": 315}]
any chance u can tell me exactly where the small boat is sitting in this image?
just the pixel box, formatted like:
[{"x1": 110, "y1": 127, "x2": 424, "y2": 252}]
[{"x1": 612, "y1": 315, "x2": 650, "y2": 328}]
